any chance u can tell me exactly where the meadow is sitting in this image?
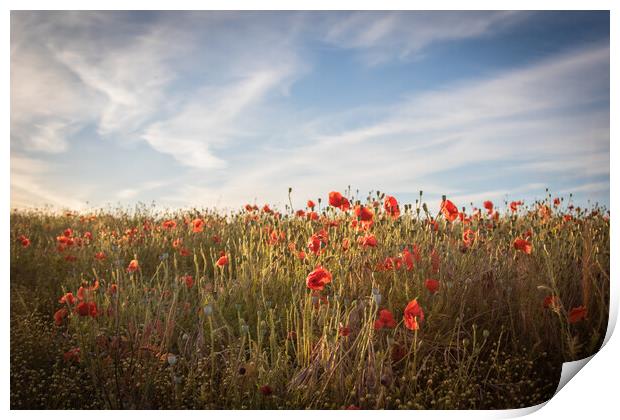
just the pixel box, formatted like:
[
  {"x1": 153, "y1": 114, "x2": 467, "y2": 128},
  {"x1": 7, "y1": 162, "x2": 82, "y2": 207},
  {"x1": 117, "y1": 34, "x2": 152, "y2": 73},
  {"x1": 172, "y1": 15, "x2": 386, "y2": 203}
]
[{"x1": 10, "y1": 189, "x2": 610, "y2": 409}]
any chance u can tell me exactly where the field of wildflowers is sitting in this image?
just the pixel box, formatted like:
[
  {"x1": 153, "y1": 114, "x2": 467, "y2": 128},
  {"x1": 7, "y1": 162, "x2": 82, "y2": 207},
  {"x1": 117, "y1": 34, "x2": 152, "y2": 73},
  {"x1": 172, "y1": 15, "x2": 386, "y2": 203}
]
[{"x1": 10, "y1": 189, "x2": 610, "y2": 409}]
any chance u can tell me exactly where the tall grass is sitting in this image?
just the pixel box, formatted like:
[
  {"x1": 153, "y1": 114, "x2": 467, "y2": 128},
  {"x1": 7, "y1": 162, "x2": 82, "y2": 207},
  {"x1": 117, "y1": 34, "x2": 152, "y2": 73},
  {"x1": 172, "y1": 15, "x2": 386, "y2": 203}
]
[{"x1": 10, "y1": 191, "x2": 609, "y2": 409}]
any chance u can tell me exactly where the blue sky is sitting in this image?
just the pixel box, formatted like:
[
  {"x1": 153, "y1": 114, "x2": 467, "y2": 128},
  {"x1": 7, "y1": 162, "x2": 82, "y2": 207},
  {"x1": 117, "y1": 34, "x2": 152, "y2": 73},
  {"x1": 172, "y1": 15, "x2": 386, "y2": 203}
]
[{"x1": 10, "y1": 11, "x2": 610, "y2": 212}]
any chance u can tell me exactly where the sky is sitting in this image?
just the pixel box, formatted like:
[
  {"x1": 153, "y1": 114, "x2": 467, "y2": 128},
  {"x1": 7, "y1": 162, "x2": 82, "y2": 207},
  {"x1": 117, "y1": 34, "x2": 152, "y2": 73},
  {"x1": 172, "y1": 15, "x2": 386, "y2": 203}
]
[{"x1": 10, "y1": 11, "x2": 610, "y2": 213}]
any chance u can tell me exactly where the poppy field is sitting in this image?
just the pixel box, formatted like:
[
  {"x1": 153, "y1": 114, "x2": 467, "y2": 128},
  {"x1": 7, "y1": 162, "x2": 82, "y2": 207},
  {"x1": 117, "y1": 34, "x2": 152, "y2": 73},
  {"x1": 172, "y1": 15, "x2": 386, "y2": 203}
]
[{"x1": 10, "y1": 190, "x2": 610, "y2": 410}]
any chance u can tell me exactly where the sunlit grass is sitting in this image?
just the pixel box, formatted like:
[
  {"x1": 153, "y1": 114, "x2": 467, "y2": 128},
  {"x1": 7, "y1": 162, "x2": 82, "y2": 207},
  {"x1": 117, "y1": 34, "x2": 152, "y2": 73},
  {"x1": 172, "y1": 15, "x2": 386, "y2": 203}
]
[{"x1": 10, "y1": 190, "x2": 609, "y2": 409}]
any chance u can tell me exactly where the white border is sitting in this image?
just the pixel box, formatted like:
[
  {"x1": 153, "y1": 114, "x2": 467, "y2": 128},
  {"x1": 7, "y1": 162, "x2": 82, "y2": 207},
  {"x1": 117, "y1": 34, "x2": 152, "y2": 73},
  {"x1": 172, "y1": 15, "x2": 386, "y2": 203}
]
[{"x1": 3, "y1": 2, "x2": 616, "y2": 419}]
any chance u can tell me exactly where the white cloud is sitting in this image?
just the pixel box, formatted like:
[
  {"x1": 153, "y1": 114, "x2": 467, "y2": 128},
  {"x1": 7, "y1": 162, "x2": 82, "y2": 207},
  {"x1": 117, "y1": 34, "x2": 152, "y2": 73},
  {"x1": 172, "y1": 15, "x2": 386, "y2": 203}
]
[
  {"x1": 141, "y1": 65, "x2": 298, "y2": 169},
  {"x1": 159, "y1": 44, "x2": 608, "y2": 209},
  {"x1": 10, "y1": 155, "x2": 87, "y2": 210},
  {"x1": 323, "y1": 11, "x2": 522, "y2": 65},
  {"x1": 9, "y1": 12, "x2": 609, "y2": 211}
]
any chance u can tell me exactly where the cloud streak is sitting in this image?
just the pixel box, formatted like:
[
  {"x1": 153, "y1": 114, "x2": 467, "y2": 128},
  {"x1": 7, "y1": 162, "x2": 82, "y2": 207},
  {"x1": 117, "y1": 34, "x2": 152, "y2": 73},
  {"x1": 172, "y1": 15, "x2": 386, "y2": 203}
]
[{"x1": 10, "y1": 11, "x2": 609, "y2": 211}]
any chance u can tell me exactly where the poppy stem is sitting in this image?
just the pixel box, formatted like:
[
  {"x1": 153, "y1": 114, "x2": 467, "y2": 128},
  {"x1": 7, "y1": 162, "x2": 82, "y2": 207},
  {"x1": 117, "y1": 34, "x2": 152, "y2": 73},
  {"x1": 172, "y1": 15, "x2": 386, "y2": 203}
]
[{"x1": 412, "y1": 327, "x2": 418, "y2": 388}]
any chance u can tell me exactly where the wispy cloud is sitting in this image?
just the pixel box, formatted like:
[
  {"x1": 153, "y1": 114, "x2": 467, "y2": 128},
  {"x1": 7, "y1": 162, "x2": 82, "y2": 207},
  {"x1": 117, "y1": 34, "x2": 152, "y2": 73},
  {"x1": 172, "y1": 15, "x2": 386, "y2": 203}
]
[
  {"x1": 142, "y1": 65, "x2": 299, "y2": 169},
  {"x1": 175, "y1": 43, "x2": 607, "y2": 209},
  {"x1": 323, "y1": 11, "x2": 523, "y2": 65},
  {"x1": 11, "y1": 154, "x2": 87, "y2": 209},
  {"x1": 10, "y1": 12, "x2": 609, "y2": 211}
]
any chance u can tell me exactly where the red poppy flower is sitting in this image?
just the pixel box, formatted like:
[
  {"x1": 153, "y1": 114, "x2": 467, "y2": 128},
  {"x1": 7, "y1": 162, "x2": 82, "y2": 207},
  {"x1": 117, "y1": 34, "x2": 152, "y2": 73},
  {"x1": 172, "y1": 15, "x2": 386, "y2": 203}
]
[
  {"x1": 172, "y1": 238, "x2": 183, "y2": 248},
  {"x1": 513, "y1": 238, "x2": 533, "y2": 254},
  {"x1": 374, "y1": 309, "x2": 397, "y2": 330},
  {"x1": 328, "y1": 191, "x2": 350, "y2": 211},
  {"x1": 510, "y1": 201, "x2": 522, "y2": 212},
  {"x1": 403, "y1": 299, "x2": 424, "y2": 331},
  {"x1": 76, "y1": 301, "x2": 98, "y2": 317},
  {"x1": 216, "y1": 254, "x2": 229, "y2": 267},
  {"x1": 543, "y1": 295, "x2": 561, "y2": 310},
  {"x1": 54, "y1": 308, "x2": 68, "y2": 326},
  {"x1": 296, "y1": 209, "x2": 306, "y2": 217},
  {"x1": 262, "y1": 204, "x2": 273, "y2": 214},
  {"x1": 354, "y1": 205, "x2": 374, "y2": 222},
  {"x1": 162, "y1": 220, "x2": 177, "y2": 229},
  {"x1": 342, "y1": 238, "x2": 350, "y2": 251},
  {"x1": 19, "y1": 235, "x2": 31, "y2": 248},
  {"x1": 384, "y1": 195, "x2": 401, "y2": 218},
  {"x1": 179, "y1": 247, "x2": 191, "y2": 256},
  {"x1": 181, "y1": 275, "x2": 194, "y2": 288},
  {"x1": 378, "y1": 257, "x2": 402, "y2": 271},
  {"x1": 108, "y1": 284, "x2": 118, "y2": 295},
  {"x1": 76, "y1": 279, "x2": 99, "y2": 303},
  {"x1": 307, "y1": 200, "x2": 316, "y2": 209},
  {"x1": 192, "y1": 218, "x2": 205, "y2": 233},
  {"x1": 307, "y1": 211, "x2": 319, "y2": 221},
  {"x1": 259, "y1": 385, "x2": 273, "y2": 396},
  {"x1": 64, "y1": 228, "x2": 73, "y2": 238},
  {"x1": 298, "y1": 250, "x2": 306, "y2": 260},
  {"x1": 306, "y1": 266, "x2": 332, "y2": 291},
  {"x1": 568, "y1": 306, "x2": 587, "y2": 324},
  {"x1": 440, "y1": 199, "x2": 459, "y2": 222},
  {"x1": 553, "y1": 197, "x2": 561, "y2": 207},
  {"x1": 425, "y1": 279, "x2": 440, "y2": 294},
  {"x1": 402, "y1": 247, "x2": 414, "y2": 270},
  {"x1": 63, "y1": 347, "x2": 81, "y2": 363},
  {"x1": 59, "y1": 292, "x2": 76, "y2": 305},
  {"x1": 307, "y1": 233, "x2": 323, "y2": 255},
  {"x1": 94, "y1": 251, "x2": 106, "y2": 261},
  {"x1": 127, "y1": 259, "x2": 140, "y2": 273},
  {"x1": 338, "y1": 325, "x2": 350, "y2": 337},
  {"x1": 483, "y1": 201, "x2": 494, "y2": 214},
  {"x1": 358, "y1": 234, "x2": 377, "y2": 248},
  {"x1": 462, "y1": 229, "x2": 476, "y2": 247}
]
